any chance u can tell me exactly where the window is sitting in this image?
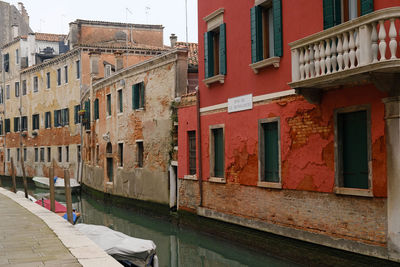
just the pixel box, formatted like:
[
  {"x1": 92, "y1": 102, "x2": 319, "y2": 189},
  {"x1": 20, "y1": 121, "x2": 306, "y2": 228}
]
[
  {"x1": 54, "y1": 110, "x2": 61, "y2": 127},
  {"x1": 96, "y1": 144, "x2": 99, "y2": 164},
  {"x1": 40, "y1": 147, "x2": 45, "y2": 162},
  {"x1": 61, "y1": 108, "x2": 69, "y2": 126},
  {"x1": 76, "y1": 60, "x2": 81, "y2": 79},
  {"x1": 132, "y1": 82, "x2": 145, "y2": 110},
  {"x1": 22, "y1": 80, "x2": 26, "y2": 95},
  {"x1": 14, "y1": 117, "x2": 20, "y2": 132},
  {"x1": 15, "y1": 82, "x2": 19, "y2": 97},
  {"x1": 84, "y1": 100, "x2": 90, "y2": 130},
  {"x1": 188, "y1": 131, "x2": 196, "y2": 175},
  {"x1": 259, "y1": 119, "x2": 280, "y2": 184},
  {"x1": 15, "y1": 49, "x2": 19, "y2": 64},
  {"x1": 64, "y1": 66, "x2": 68, "y2": 84},
  {"x1": 107, "y1": 94, "x2": 111, "y2": 116},
  {"x1": 32, "y1": 114, "x2": 39, "y2": 130},
  {"x1": 137, "y1": 141, "x2": 143, "y2": 167},
  {"x1": 118, "y1": 90, "x2": 123, "y2": 113},
  {"x1": 23, "y1": 148, "x2": 26, "y2": 162},
  {"x1": 57, "y1": 68, "x2": 61, "y2": 86},
  {"x1": 118, "y1": 143, "x2": 123, "y2": 167},
  {"x1": 45, "y1": 112, "x2": 51, "y2": 128},
  {"x1": 204, "y1": 23, "x2": 226, "y2": 78},
  {"x1": 5, "y1": 119, "x2": 10, "y2": 133},
  {"x1": 105, "y1": 64, "x2": 112, "y2": 77},
  {"x1": 33, "y1": 76, "x2": 38, "y2": 92},
  {"x1": 74, "y1": 105, "x2": 81, "y2": 124},
  {"x1": 17, "y1": 148, "x2": 20, "y2": 162},
  {"x1": 323, "y1": 0, "x2": 374, "y2": 29},
  {"x1": 77, "y1": 145, "x2": 81, "y2": 163},
  {"x1": 58, "y1": 147, "x2": 62, "y2": 162},
  {"x1": 0, "y1": 86, "x2": 3, "y2": 104},
  {"x1": 210, "y1": 126, "x2": 224, "y2": 178},
  {"x1": 335, "y1": 108, "x2": 370, "y2": 191},
  {"x1": 3, "y1": 53, "x2": 9, "y2": 72},
  {"x1": 21, "y1": 116, "x2": 27, "y2": 131},
  {"x1": 6, "y1": 85, "x2": 10, "y2": 99},
  {"x1": 7, "y1": 149, "x2": 10, "y2": 162},
  {"x1": 46, "y1": 72, "x2": 50, "y2": 89},
  {"x1": 47, "y1": 147, "x2": 51, "y2": 162},
  {"x1": 94, "y1": 98, "x2": 99, "y2": 120},
  {"x1": 34, "y1": 148, "x2": 38, "y2": 162},
  {"x1": 0, "y1": 121, "x2": 3, "y2": 135},
  {"x1": 66, "y1": 146, "x2": 69, "y2": 162}
]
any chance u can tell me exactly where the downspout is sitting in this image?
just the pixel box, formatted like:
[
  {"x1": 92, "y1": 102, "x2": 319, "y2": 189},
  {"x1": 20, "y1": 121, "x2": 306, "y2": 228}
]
[
  {"x1": 78, "y1": 51, "x2": 83, "y2": 183},
  {"x1": 2, "y1": 56, "x2": 5, "y2": 176},
  {"x1": 196, "y1": 87, "x2": 203, "y2": 207}
]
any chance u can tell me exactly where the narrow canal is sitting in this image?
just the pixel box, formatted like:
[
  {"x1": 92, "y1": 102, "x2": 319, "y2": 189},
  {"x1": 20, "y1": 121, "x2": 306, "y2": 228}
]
[{"x1": 1, "y1": 177, "x2": 396, "y2": 267}]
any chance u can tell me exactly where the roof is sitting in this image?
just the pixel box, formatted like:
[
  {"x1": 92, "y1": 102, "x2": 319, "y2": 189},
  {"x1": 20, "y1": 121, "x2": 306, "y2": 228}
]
[
  {"x1": 175, "y1": 42, "x2": 198, "y2": 67},
  {"x1": 72, "y1": 19, "x2": 163, "y2": 30},
  {"x1": 35, "y1": 33, "x2": 66, "y2": 42},
  {"x1": 76, "y1": 42, "x2": 169, "y2": 52}
]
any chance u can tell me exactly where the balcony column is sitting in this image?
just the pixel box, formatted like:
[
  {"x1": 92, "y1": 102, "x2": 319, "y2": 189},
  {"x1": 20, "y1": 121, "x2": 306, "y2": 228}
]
[{"x1": 383, "y1": 95, "x2": 400, "y2": 262}]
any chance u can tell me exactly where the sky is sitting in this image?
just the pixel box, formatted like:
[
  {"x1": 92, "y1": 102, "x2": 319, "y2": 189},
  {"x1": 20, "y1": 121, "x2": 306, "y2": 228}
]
[{"x1": 9, "y1": 0, "x2": 198, "y2": 45}]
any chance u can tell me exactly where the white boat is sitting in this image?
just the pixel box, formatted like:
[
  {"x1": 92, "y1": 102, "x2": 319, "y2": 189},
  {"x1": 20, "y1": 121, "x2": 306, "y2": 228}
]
[
  {"x1": 75, "y1": 223, "x2": 159, "y2": 267},
  {"x1": 32, "y1": 176, "x2": 81, "y2": 193}
]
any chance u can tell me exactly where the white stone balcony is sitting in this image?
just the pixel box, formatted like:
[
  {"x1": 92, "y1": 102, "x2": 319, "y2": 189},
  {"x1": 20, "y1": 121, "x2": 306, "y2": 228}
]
[{"x1": 289, "y1": 7, "x2": 400, "y2": 103}]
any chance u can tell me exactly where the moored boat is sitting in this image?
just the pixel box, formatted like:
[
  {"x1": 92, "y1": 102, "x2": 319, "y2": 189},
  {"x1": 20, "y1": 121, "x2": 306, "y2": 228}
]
[{"x1": 33, "y1": 176, "x2": 81, "y2": 193}]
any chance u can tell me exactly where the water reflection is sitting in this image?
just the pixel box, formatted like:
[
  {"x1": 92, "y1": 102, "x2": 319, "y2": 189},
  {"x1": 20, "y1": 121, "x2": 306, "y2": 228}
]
[{"x1": 1, "y1": 176, "x2": 292, "y2": 267}]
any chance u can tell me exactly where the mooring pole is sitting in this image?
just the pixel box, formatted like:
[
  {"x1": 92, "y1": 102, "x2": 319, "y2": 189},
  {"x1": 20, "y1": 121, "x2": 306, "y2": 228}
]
[
  {"x1": 20, "y1": 154, "x2": 28, "y2": 198},
  {"x1": 64, "y1": 169, "x2": 73, "y2": 224},
  {"x1": 49, "y1": 161, "x2": 55, "y2": 212},
  {"x1": 10, "y1": 157, "x2": 16, "y2": 193}
]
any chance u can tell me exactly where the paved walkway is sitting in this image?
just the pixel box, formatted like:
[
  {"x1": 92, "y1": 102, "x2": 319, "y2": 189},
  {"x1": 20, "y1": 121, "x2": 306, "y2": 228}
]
[{"x1": 0, "y1": 187, "x2": 121, "y2": 267}]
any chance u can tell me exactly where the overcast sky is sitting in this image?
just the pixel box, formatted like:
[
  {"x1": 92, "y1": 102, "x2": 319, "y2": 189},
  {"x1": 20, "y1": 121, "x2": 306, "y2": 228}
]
[{"x1": 9, "y1": 0, "x2": 198, "y2": 45}]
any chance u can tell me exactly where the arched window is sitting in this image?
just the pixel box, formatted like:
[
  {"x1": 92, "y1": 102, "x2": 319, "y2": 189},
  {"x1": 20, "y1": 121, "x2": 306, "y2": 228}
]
[{"x1": 106, "y1": 142, "x2": 112, "y2": 154}]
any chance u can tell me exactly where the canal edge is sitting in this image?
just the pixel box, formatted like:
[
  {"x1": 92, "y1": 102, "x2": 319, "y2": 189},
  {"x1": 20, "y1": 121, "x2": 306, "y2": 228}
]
[{"x1": 0, "y1": 187, "x2": 122, "y2": 267}]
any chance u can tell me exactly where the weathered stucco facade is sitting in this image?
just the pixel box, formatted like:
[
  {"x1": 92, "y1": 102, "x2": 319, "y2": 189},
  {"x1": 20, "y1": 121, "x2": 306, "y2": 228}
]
[{"x1": 82, "y1": 49, "x2": 192, "y2": 205}]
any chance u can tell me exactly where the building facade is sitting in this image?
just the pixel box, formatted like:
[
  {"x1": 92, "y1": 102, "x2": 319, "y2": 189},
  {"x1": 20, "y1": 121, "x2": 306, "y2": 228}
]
[{"x1": 178, "y1": 0, "x2": 400, "y2": 261}]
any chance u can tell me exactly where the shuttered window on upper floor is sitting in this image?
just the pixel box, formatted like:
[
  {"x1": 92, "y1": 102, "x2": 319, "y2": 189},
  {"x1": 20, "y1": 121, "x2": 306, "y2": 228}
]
[
  {"x1": 94, "y1": 98, "x2": 99, "y2": 120},
  {"x1": 204, "y1": 23, "x2": 227, "y2": 79},
  {"x1": 251, "y1": 0, "x2": 282, "y2": 63},
  {"x1": 132, "y1": 82, "x2": 145, "y2": 110},
  {"x1": 323, "y1": 0, "x2": 374, "y2": 29}
]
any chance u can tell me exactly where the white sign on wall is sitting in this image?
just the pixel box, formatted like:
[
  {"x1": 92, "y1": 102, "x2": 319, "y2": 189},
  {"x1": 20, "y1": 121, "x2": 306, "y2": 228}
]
[{"x1": 228, "y1": 94, "x2": 253, "y2": 113}]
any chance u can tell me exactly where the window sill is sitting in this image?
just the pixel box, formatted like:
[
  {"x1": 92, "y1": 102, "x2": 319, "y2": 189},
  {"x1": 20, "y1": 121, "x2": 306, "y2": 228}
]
[
  {"x1": 334, "y1": 187, "x2": 373, "y2": 197},
  {"x1": 203, "y1": 74, "x2": 225, "y2": 88},
  {"x1": 134, "y1": 108, "x2": 144, "y2": 111},
  {"x1": 106, "y1": 116, "x2": 111, "y2": 119},
  {"x1": 257, "y1": 181, "x2": 282, "y2": 189},
  {"x1": 184, "y1": 174, "x2": 197, "y2": 181},
  {"x1": 209, "y1": 177, "x2": 226, "y2": 183},
  {"x1": 117, "y1": 112, "x2": 123, "y2": 116},
  {"x1": 249, "y1": 57, "x2": 280, "y2": 74}
]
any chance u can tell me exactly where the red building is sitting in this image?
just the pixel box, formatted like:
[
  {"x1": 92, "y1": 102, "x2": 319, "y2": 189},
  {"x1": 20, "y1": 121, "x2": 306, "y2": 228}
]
[{"x1": 178, "y1": 0, "x2": 400, "y2": 261}]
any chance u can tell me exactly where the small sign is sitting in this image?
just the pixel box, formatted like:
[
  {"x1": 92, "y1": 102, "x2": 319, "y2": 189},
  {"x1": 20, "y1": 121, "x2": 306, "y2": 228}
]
[{"x1": 228, "y1": 94, "x2": 253, "y2": 113}]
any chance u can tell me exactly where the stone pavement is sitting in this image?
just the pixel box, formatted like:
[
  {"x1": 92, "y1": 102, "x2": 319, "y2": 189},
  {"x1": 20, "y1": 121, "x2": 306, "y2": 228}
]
[{"x1": 0, "y1": 187, "x2": 122, "y2": 267}]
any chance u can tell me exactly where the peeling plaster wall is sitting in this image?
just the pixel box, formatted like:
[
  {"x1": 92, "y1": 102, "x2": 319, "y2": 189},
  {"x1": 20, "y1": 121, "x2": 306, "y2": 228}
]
[{"x1": 83, "y1": 51, "x2": 187, "y2": 205}]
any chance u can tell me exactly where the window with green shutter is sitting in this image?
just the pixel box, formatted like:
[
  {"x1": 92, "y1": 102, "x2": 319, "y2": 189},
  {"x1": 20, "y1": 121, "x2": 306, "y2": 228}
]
[
  {"x1": 32, "y1": 114, "x2": 39, "y2": 130},
  {"x1": 118, "y1": 90, "x2": 123, "y2": 113},
  {"x1": 74, "y1": 105, "x2": 80, "y2": 124},
  {"x1": 204, "y1": 23, "x2": 227, "y2": 78},
  {"x1": 107, "y1": 94, "x2": 111, "y2": 115},
  {"x1": 94, "y1": 99, "x2": 99, "y2": 120},
  {"x1": 260, "y1": 120, "x2": 280, "y2": 182},
  {"x1": 323, "y1": 0, "x2": 373, "y2": 29},
  {"x1": 45, "y1": 112, "x2": 51, "y2": 128},
  {"x1": 63, "y1": 108, "x2": 69, "y2": 126},
  {"x1": 337, "y1": 110, "x2": 369, "y2": 189},
  {"x1": 14, "y1": 117, "x2": 20, "y2": 132},
  {"x1": 211, "y1": 127, "x2": 224, "y2": 178},
  {"x1": 132, "y1": 82, "x2": 145, "y2": 110},
  {"x1": 251, "y1": 0, "x2": 282, "y2": 63},
  {"x1": 5, "y1": 119, "x2": 10, "y2": 133}
]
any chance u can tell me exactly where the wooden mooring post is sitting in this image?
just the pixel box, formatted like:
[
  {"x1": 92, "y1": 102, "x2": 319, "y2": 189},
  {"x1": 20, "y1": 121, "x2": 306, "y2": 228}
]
[
  {"x1": 49, "y1": 160, "x2": 55, "y2": 212},
  {"x1": 64, "y1": 169, "x2": 73, "y2": 224},
  {"x1": 10, "y1": 157, "x2": 16, "y2": 193},
  {"x1": 20, "y1": 154, "x2": 28, "y2": 199}
]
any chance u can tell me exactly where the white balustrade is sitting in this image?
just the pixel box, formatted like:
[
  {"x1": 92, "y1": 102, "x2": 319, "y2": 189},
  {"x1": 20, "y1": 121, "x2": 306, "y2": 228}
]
[{"x1": 291, "y1": 9, "x2": 400, "y2": 82}]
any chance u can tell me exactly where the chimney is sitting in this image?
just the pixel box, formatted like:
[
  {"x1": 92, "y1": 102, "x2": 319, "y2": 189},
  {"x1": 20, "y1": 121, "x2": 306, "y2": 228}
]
[
  {"x1": 12, "y1": 25, "x2": 19, "y2": 39},
  {"x1": 114, "y1": 51, "x2": 124, "y2": 71},
  {"x1": 170, "y1": 34, "x2": 177, "y2": 48},
  {"x1": 89, "y1": 50, "x2": 101, "y2": 76},
  {"x1": 18, "y1": 3, "x2": 29, "y2": 27}
]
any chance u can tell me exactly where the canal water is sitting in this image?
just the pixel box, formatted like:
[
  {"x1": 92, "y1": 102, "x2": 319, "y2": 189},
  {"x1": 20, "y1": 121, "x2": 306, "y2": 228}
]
[{"x1": 0, "y1": 177, "x2": 294, "y2": 267}]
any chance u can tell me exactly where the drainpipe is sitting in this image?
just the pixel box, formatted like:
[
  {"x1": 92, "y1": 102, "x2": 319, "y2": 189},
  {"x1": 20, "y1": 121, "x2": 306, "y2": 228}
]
[
  {"x1": 2, "y1": 55, "x2": 6, "y2": 176},
  {"x1": 196, "y1": 88, "x2": 203, "y2": 207}
]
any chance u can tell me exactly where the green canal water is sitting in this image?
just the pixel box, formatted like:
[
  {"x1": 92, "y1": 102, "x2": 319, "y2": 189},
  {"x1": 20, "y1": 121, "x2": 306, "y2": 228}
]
[{"x1": 1, "y1": 176, "x2": 397, "y2": 267}]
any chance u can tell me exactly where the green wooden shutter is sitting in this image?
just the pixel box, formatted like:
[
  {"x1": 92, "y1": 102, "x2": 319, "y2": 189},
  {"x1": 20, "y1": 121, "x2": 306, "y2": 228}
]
[
  {"x1": 84, "y1": 100, "x2": 90, "y2": 122},
  {"x1": 132, "y1": 85, "x2": 136, "y2": 109},
  {"x1": 132, "y1": 84, "x2": 140, "y2": 109},
  {"x1": 213, "y1": 128, "x2": 224, "y2": 178},
  {"x1": 264, "y1": 122, "x2": 279, "y2": 182},
  {"x1": 323, "y1": 0, "x2": 342, "y2": 29},
  {"x1": 140, "y1": 82, "x2": 145, "y2": 108},
  {"x1": 251, "y1": 6, "x2": 263, "y2": 63},
  {"x1": 273, "y1": 0, "x2": 283, "y2": 57},
  {"x1": 94, "y1": 99, "x2": 99, "y2": 119},
  {"x1": 219, "y1": 23, "x2": 227, "y2": 75},
  {"x1": 45, "y1": 113, "x2": 48, "y2": 128},
  {"x1": 74, "y1": 105, "x2": 79, "y2": 124},
  {"x1": 204, "y1": 31, "x2": 214, "y2": 78},
  {"x1": 54, "y1": 111, "x2": 58, "y2": 127},
  {"x1": 65, "y1": 109, "x2": 69, "y2": 125},
  {"x1": 360, "y1": 0, "x2": 374, "y2": 16},
  {"x1": 118, "y1": 91, "x2": 123, "y2": 112},
  {"x1": 339, "y1": 111, "x2": 368, "y2": 189}
]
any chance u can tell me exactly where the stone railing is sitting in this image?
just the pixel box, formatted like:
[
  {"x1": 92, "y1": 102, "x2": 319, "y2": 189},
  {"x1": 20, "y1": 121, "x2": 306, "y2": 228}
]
[{"x1": 290, "y1": 7, "x2": 400, "y2": 84}]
